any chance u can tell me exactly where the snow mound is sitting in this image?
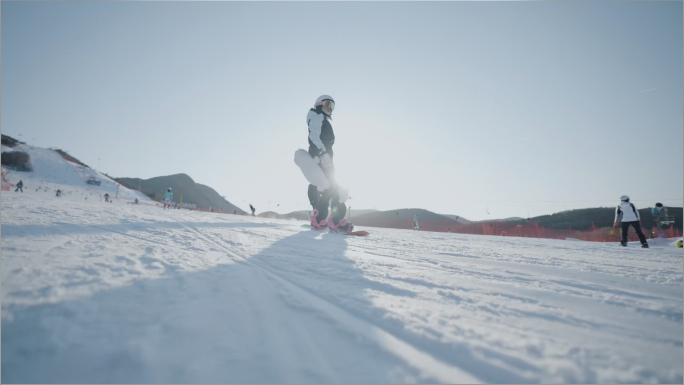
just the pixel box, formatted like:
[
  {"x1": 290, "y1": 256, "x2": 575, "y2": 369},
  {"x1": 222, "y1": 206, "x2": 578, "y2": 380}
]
[{"x1": 2, "y1": 143, "x2": 151, "y2": 204}]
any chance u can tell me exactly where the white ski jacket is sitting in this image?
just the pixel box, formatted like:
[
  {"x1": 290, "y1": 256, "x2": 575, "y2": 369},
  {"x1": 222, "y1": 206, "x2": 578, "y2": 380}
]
[
  {"x1": 307, "y1": 108, "x2": 335, "y2": 158},
  {"x1": 615, "y1": 201, "x2": 640, "y2": 223}
]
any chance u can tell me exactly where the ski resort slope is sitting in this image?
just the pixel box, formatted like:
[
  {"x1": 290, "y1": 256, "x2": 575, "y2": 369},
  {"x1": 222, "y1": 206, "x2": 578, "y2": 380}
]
[
  {"x1": 2, "y1": 143, "x2": 150, "y2": 203},
  {"x1": 2, "y1": 192, "x2": 682, "y2": 384}
]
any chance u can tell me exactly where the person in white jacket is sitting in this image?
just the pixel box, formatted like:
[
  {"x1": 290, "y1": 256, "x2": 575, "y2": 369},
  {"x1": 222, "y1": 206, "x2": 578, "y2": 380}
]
[
  {"x1": 305, "y1": 95, "x2": 353, "y2": 233},
  {"x1": 613, "y1": 195, "x2": 648, "y2": 248},
  {"x1": 413, "y1": 215, "x2": 419, "y2": 231}
]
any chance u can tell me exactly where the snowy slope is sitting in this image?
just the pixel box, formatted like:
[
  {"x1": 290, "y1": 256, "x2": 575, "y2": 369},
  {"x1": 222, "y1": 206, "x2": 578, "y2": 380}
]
[
  {"x1": 2, "y1": 191, "x2": 682, "y2": 383},
  {"x1": 2, "y1": 143, "x2": 150, "y2": 203}
]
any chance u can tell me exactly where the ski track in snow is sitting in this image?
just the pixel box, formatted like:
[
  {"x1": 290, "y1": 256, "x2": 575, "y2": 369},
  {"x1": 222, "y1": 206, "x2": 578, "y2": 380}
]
[{"x1": 2, "y1": 162, "x2": 683, "y2": 383}]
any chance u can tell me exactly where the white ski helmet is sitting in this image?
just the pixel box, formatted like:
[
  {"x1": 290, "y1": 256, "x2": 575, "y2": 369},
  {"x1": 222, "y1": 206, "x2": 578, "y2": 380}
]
[
  {"x1": 620, "y1": 195, "x2": 629, "y2": 201},
  {"x1": 314, "y1": 95, "x2": 335, "y2": 116}
]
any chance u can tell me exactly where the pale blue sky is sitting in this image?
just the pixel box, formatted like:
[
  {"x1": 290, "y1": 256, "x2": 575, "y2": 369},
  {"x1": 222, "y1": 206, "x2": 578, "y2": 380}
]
[{"x1": 3, "y1": 1, "x2": 682, "y2": 220}]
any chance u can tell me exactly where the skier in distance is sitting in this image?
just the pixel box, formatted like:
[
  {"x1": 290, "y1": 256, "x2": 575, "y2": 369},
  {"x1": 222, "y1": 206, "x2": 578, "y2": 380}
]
[
  {"x1": 163, "y1": 188, "x2": 173, "y2": 209},
  {"x1": 614, "y1": 195, "x2": 648, "y2": 248}
]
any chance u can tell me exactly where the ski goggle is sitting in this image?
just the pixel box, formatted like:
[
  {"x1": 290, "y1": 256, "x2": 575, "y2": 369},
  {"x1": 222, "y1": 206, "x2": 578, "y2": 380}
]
[{"x1": 321, "y1": 99, "x2": 335, "y2": 113}]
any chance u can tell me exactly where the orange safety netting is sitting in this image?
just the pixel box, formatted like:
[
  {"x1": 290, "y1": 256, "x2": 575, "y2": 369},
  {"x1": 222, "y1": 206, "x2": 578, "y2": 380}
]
[
  {"x1": 361, "y1": 218, "x2": 680, "y2": 242},
  {"x1": 1, "y1": 168, "x2": 14, "y2": 191}
]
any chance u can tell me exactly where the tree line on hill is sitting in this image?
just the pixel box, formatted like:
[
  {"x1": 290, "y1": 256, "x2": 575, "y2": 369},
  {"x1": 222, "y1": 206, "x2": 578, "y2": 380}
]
[
  {"x1": 1, "y1": 134, "x2": 32, "y2": 171},
  {"x1": 506, "y1": 206, "x2": 682, "y2": 230}
]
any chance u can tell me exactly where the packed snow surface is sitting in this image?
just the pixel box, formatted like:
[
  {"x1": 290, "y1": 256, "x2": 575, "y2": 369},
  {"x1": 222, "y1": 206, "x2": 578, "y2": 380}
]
[{"x1": 2, "y1": 190, "x2": 682, "y2": 383}]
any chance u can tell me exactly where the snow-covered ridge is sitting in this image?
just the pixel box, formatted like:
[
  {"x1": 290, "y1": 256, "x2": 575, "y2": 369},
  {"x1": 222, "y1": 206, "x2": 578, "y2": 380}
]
[{"x1": 2, "y1": 143, "x2": 150, "y2": 203}]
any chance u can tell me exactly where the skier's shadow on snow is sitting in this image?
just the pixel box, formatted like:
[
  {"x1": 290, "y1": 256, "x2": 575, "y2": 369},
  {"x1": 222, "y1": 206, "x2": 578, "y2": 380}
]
[
  {"x1": 2, "y1": 228, "x2": 416, "y2": 383},
  {"x1": 2, "y1": 228, "x2": 535, "y2": 383},
  {"x1": 245, "y1": 229, "x2": 417, "y2": 299}
]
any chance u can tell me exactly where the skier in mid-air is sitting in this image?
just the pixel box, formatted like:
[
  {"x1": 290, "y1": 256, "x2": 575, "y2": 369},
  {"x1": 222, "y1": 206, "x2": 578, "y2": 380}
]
[
  {"x1": 163, "y1": 188, "x2": 173, "y2": 209},
  {"x1": 304, "y1": 95, "x2": 353, "y2": 233},
  {"x1": 613, "y1": 195, "x2": 648, "y2": 248},
  {"x1": 249, "y1": 204, "x2": 255, "y2": 216}
]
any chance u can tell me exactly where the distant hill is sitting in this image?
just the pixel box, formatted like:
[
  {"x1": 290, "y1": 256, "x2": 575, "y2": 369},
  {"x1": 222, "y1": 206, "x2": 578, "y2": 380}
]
[
  {"x1": 352, "y1": 208, "x2": 464, "y2": 231},
  {"x1": 498, "y1": 217, "x2": 525, "y2": 222},
  {"x1": 1, "y1": 134, "x2": 23, "y2": 147},
  {"x1": 348, "y1": 209, "x2": 379, "y2": 218},
  {"x1": 258, "y1": 210, "x2": 308, "y2": 220},
  {"x1": 2, "y1": 134, "x2": 93, "y2": 172},
  {"x1": 258, "y1": 211, "x2": 296, "y2": 220},
  {"x1": 340, "y1": 206, "x2": 683, "y2": 233},
  {"x1": 118, "y1": 174, "x2": 246, "y2": 213},
  {"x1": 438, "y1": 214, "x2": 472, "y2": 224}
]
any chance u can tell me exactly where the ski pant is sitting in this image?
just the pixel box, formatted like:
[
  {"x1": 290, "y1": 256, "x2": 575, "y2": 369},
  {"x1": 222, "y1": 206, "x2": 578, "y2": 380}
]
[
  {"x1": 15, "y1": 187, "x2": 22, "y2": 192},
  {"x1": 621, "y1": 221, "x2": 647, "y2": 244},
  {"x1": 308, "y1": 163, "x2": 346, "y2": 225}
]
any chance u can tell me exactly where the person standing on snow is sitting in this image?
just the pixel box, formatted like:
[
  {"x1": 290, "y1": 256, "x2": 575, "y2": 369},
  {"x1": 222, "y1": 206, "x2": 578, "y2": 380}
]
[
  {"x1": 614, "y1": 195, "x2": 648, "y2": 248},
  {"x1": 249, "y1": 204, "x2": 255, "y2": 216},
  {"x1": 306, "y1": 95, "x2": 354, "y2": 233},
  {"x1": 413, "y1": 215, "x2": 420, "y2": 231},
  {"x1": 104, "y1": 193, "x2": 110, "y2": 202},
  {"x1": 163, "y1": 188, "x2": 173, "y2": 209},
  {"x1": 14, "y1": 180, "x2": 23, "y2": 193}
]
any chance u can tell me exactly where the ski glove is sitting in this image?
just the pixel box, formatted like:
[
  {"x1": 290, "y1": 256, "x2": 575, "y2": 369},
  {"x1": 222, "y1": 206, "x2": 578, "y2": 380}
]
[
  {"x1": 613, "y1": 222, "x2": 617, "y2": 229},
  {"x1": 320, "y1": 153, "x2": 332, "y2": 168}
]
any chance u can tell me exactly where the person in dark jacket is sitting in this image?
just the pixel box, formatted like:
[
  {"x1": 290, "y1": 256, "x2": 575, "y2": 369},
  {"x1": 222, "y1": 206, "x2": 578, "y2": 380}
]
[
  {"x1": 15, "y1": 180, "x2": 23, "y2": 192},
  {"x1": 613, "y1": 195, "x2": 648, "y2": 248},
  {"x1": 249, "y1": 204, "x2": 255, "y2": 216}
]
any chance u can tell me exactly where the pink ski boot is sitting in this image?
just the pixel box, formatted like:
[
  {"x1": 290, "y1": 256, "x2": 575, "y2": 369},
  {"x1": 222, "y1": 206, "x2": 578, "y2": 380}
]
[
  {"x1": 328, "y1": 217, "x2": 354, "y2": 233},
  {"x1": 310, "y1": 209, "x2": 328, "y2": 230}
]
